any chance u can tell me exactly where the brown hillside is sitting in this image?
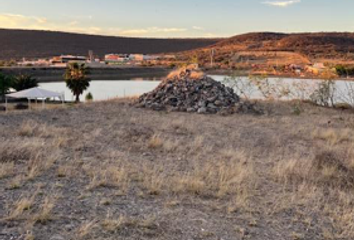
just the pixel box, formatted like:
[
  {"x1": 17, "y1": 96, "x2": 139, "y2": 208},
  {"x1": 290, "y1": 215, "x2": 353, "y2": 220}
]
[
  {"x1": 0, "y1": 29, "x2": 220, "y2": 60},
  {"x1": 182, "y1": 32, "x2": 354, "y2": 66}
]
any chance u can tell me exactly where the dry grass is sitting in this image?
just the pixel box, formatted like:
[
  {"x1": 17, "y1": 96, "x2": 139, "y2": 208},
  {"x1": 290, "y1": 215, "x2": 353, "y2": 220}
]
[
  {"x1": 85, "y1": 164, "x2": 130, "y2": 193},
  {"x1": 273, "y1": 147, "x2": 354, "y2": 238},
  {"x1": 274, "y1": 150, "x2": 354, "y2": 189},
  {"x1": 166, "y1": 65, "x2": 205, "y2": 80},
  {"x1": 17, "y1": 120, "x2": 67, "y2": 138},
  {"x1": 0, "y1": 139, "x2": 44, "y2": 163},
  {"x1": 31, "y1": 196, "x2": 56, "y2": 224},
  {"x1": 77, "y1": 220, "x2": 97, "y2": 238},
  {"x1": 101, "y1": 215, "x2": 158, "y2": 234},
  {"x1": 3, "y1": 100, "x2": 354, "y2": 239},
  {"x1": 147, "y1": 134, "x2": 163, "y2": 149},
  {"x1": 0, "y1": 162, "x2": 15, "y2": 179},
  {"x1": 171, "y1": 154, "x2": 255, "y2": 198},
  {"x1": 312, "y1": 128, "x2": 353, "y2": 145},
  {"x1": 26, "y1": 148, "x2": 58, "y2": 181},
  {"x1": 82, "y1": 149, "x2": 254, "y2": 200},
  {"x1": 6, "y1": 192, "x2": 37, "y2": 220},
  {"x1": 7, "y1": 174, "x2": 24, "y2": 190},
  {"x1": 101, "y1": 215, "x2": 130, "y2": 233}
]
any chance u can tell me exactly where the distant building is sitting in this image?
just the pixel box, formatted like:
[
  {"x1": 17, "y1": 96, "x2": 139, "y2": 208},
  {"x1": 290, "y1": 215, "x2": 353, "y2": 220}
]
[
  {"x1": 18, "y1": 58, "x2": 51, "y2": 66},
  {"x1": 162, "y1": 55, "x2": 176, "y2": 60},
  {"x1": 313, "y1": 63, "x2": 326, "y2": 69},
  {"x1": 105, "y1": 54, "x2": 130, "y2": 64},
  {"x1": 129, "y1": 54, "x2": 160, "y2": 61},
  {"x1": 306, "y1": 63, "x2": 326, "y2": 75},
  {"x1": 129, "y1": 54, "x2": 144, "y2": 61},
  {"x1": 51, "y1": 55, "x2": 87, "y2": 65},
  {"x1": 61, "y1": 55, "x2": 87, "y2": 63}
]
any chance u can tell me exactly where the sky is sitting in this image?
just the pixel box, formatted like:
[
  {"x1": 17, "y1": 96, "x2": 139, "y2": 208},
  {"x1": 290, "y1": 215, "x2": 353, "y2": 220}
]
[{"x1": 0, "y1": 0, "x2": 353, "y2": 38}]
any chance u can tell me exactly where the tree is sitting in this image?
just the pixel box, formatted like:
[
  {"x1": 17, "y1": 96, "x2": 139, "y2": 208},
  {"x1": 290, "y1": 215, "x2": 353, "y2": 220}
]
[
  {"x1": 64, "y1": 63, "x2": 90, "y2": 103},
  {"x1": 12, "y1": 74, "x2": 38, "y2": 91},
  {"x1": 0, "y1": 73, "x2": 13, "y2": 101}
]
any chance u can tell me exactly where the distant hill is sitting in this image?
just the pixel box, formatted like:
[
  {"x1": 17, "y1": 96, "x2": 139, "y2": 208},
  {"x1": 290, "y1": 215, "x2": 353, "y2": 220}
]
[
  {"x1": 0, "y1": 29, "x2": 220, "y2": 60},
  {"x1": 182, "y1": 32, "x2": 354, "y2": 66}
]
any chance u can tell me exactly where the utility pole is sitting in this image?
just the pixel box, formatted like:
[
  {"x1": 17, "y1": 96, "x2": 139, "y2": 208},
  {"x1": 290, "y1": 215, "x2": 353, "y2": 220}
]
[
  {"x1": 88, "y1": 50, "x2": 94, "y2": 63},
  {"x1": 211, "y1": 48, "x2": 215, "y2": 68}
]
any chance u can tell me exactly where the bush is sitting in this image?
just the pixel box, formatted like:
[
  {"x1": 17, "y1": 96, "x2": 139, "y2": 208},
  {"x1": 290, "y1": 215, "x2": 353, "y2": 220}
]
[
  {"x1": 310, "y1": 80, "x2": 335, "y2": 107},
  {"x1": 85, "y1": 92, "x2": 93, "y2": 102},
  {"x1": 0, "y1": 74, "x2": 14, "y2": 99},
  {"x1": 14, "y1": 103, "x2": 29, "y2": 110},
  {"x1": 12, "y1": 74, "x2": 38, "y2": 91}
]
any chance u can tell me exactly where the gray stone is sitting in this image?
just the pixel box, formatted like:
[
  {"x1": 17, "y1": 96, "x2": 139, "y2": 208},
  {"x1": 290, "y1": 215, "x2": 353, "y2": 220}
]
[
  {"x1": 137, "y1": 68, "x2": 245, "y2": 115},
  {"x1": 50, "y1": 234, "x2": 65, "y2": 240},
  {"x1": 197, "y1": 107, "x2": 207, "y2": 114},
  {"x1": 207, "y1": 96, "x2": 217, "y2": 102},
  {"x1": 214, "y1": 100, "x2": 222, "y2": 106},
  {"x1": 207, "y1": 103, "x2": 217, "y2": 109},
  {"x1": 198, "y1": 101, "x2": 206, "y2": 108}
]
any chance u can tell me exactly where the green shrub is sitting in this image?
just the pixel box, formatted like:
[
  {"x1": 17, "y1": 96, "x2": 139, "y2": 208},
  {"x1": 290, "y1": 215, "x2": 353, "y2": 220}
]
[
  {"x1": 12, "y1": 74, "x2": 38, "y2": 91},
  {"x1": 85, "y1": 92, "x2": 93, "y2": 102},
  {"x1": 0, "y1": 74, "x2": 14, "y2": 100}
]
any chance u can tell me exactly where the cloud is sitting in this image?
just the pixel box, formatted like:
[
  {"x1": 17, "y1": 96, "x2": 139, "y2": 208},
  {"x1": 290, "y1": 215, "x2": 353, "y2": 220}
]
[
  {"x1": 263, "y1": 0, "x2": 301, "y2": 7},
  {"x1": 68, "y1": 21, "x2": 79, "y2": 26},
  {"x1": 0, "y1": 13, "x2": 47, "y2": 28},
  {"x1": 192, "y1": 26, "x2": 204, "y2": 31},
  {"x1": 119, "y1": 27, "x2": 187, "y2": 36},
  {"x1": 0, "y1": 13, "x2": 197, "y2": 37}
]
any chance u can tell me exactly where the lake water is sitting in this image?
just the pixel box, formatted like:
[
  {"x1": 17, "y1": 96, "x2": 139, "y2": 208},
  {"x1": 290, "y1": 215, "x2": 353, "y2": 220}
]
[
  {"x1": 39, "y1": 75, "x2": 354, "y2": 104},
  {"x1": 40, "y1": 80, "x2": 161, "y2": 102}
]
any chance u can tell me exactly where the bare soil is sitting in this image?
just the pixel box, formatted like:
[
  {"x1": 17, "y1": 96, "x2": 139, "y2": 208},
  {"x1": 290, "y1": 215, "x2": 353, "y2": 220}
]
[{"x1": 1, "y1": 99, "x2": 354, "y2": 240}]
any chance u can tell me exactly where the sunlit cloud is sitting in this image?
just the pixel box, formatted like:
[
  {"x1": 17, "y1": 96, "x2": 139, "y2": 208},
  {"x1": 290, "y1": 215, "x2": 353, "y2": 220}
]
[
  {"x1": 0, "y1": 13, "x2": 206, "y2": 37},
  {"x1": 263, "y1": 0, "x2": 301, "y2": 7},
  {"x1": 119, "y1": 27, "x2": 187, "y2": 36},
  {"x1": 0, "y1": 13, "x2": 47, "y2": 28},
  {"x1": 192, "y1": 26, "x2": 204, "y2": 31}
]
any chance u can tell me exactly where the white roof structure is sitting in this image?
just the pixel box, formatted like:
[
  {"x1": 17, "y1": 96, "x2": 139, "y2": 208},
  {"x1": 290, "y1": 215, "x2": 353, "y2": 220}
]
[
  {"x1": 6, "y1": 87, "x2": 63, "y2": 100},
  {"x1": 4, "y1": 87, "x2": 65, "y2": 112}
]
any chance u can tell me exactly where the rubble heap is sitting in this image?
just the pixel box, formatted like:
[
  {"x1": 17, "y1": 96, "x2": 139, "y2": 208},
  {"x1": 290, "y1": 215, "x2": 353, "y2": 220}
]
[{"x1": 137, "y1": 67, "x2": 254, "y2": 114}]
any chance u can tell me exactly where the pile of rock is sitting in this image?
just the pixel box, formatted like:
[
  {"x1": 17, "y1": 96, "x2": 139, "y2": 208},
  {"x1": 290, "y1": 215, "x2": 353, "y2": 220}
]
[{"x1": 137, "y1": 67, "x2": 246, "y2": 114}]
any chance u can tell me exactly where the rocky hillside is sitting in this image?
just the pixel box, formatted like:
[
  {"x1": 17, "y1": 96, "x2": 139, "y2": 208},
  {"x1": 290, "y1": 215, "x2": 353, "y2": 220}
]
[
  {"x1": 0, "y1": 29, "x2": 219, "y2": 60},
  {"x1": 182, "y1": 32, "x2": 354, "y2": 66}
]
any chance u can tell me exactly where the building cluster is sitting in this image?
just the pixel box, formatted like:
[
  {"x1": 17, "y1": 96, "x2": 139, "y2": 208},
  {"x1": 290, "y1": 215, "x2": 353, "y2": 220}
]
[
  {"x1": 282, "y1": 63, "x2": 328, "y2": 76},
  {"x1": 16, "y1": 51, "x2": 176, "y2": 68}
]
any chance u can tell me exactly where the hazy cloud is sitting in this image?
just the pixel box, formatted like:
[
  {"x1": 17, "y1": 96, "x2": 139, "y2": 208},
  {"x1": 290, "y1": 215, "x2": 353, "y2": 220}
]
[
  {"x1": 119, "y1": 27, "x2": 187, "y2": 36},
  {"x1": 0, "y1": 13, "x2": 204, "y2": 37},
  {"x1": 0, "y1": 13, "x2": 47, "y2": 28},
  {"x1": 192, "y1": 26, "x2": 204, "y2": 31},
  {"x1": 263, "y1": 0, "x2": 301, "y2": 7}
]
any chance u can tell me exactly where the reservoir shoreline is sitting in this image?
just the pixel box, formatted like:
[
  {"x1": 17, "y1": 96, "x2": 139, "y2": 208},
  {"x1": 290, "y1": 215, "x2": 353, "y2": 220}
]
[{"x1": 0, "y1": 66, "x2": 171, "y2": 82}]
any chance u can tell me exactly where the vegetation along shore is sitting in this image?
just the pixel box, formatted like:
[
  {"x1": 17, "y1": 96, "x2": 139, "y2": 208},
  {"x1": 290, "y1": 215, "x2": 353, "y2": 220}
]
[{"x1": 0, "y1": 66, "x2": 169, "y2": 82}]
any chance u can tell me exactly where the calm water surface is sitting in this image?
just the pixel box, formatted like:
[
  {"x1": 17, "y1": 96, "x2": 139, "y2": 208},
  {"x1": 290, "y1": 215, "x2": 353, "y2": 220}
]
[
  {"x1": 40, "y1": 80, "x2": 161, "y2": 102},
  {"x1": 39, "y1": 75, "x2": 354, "y2": 103}
]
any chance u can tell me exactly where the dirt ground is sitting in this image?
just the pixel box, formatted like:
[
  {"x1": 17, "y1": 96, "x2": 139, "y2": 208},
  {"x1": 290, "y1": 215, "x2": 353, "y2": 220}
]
[{"x1": 1, "y1": 99, "x2": 354, "y2": 240}]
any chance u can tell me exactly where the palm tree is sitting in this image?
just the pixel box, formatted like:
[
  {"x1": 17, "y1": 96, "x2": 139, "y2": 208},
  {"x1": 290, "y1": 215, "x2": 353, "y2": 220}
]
[
  {"x1": 12, "y1": 74, "x2": 38, "y2": 91},
  {"x1": 0, "y1": 73, "x2": 13, "y2": 101},
  {"x1": 64, "y1": 63, "x2": 90, "y2": 103}
]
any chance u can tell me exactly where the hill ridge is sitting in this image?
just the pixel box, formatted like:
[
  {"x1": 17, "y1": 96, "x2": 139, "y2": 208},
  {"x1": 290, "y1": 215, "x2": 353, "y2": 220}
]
[{"x1": 0, "y1": 28, "x2": 220, "y2": 60}]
